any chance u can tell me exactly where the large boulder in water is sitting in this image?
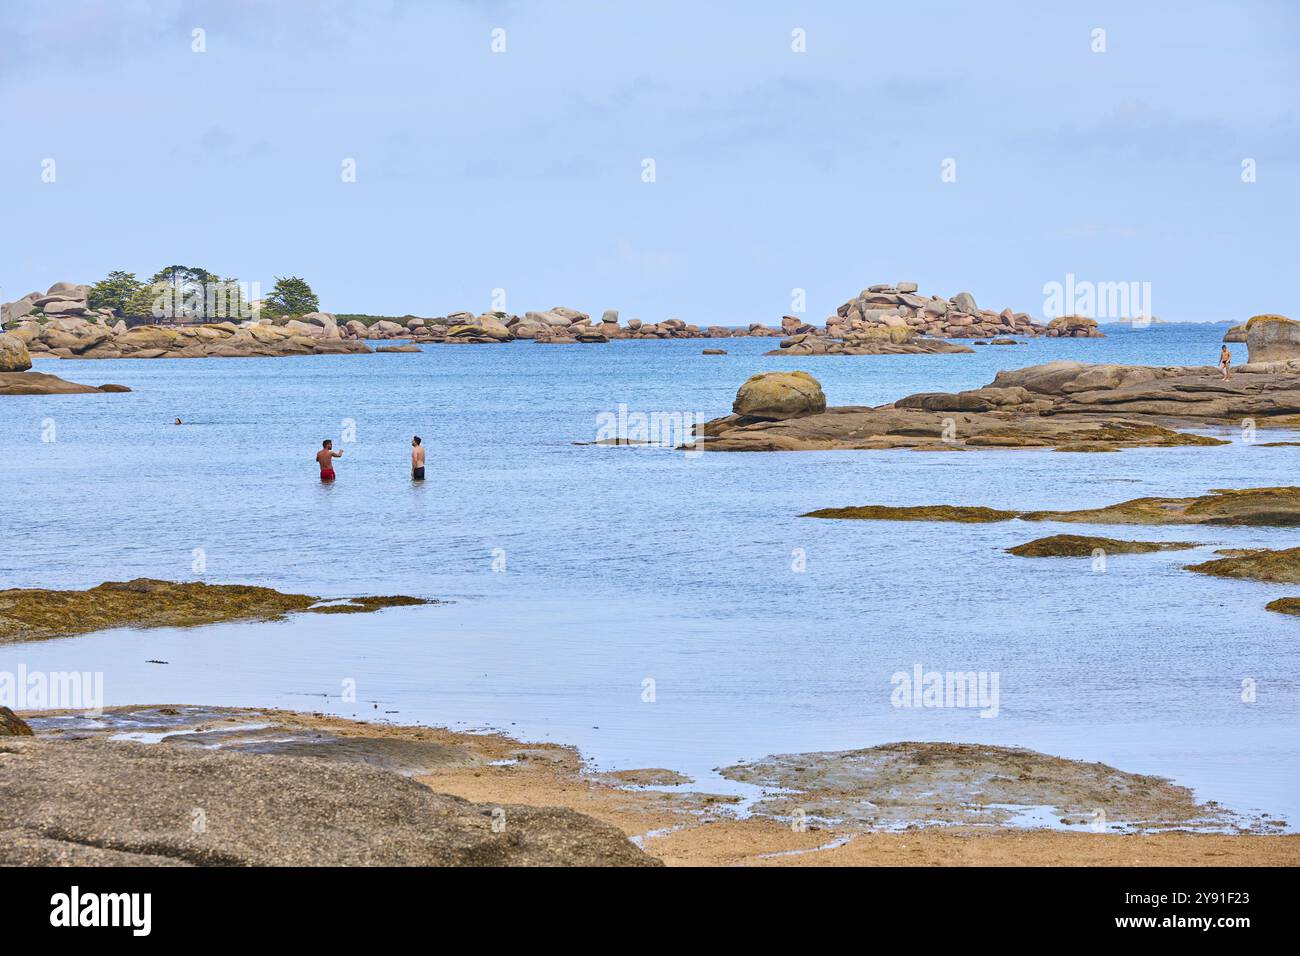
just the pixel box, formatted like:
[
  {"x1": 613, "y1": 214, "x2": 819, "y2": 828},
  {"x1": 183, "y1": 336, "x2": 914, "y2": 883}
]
[
  {"x1": 1245, "y1": 315, "x2": 1300, "y2": 364},
  {"x1": 732, "y1": 370, "x2": 826, "y2": 420},
  {"x1": 0, "y1": 333, "x2": 32, "y2": 372}
]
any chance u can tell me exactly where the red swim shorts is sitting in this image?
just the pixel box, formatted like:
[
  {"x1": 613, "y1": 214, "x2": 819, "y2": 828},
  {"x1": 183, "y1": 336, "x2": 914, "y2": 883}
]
[{"x1": 320, "y1": 469, "x2": 336, "y2": 481}]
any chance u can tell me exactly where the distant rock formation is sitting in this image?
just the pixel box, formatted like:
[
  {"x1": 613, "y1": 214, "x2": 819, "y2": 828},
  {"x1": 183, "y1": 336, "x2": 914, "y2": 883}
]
[
  {"x1": 343, "y1": 308, "x2": 785, "y2": 344},
  {"x1": 1, "y1": 282, "x2": 111, "y2": 325},
  {"x1": 830, "y1": 283, "x2": 1052, "y2": 340}
]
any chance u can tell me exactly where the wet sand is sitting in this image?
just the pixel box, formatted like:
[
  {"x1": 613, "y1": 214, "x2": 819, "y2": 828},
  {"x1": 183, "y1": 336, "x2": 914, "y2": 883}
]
[{"x1": 16, "y1": 705, "x2": 1297, "y2": 867}]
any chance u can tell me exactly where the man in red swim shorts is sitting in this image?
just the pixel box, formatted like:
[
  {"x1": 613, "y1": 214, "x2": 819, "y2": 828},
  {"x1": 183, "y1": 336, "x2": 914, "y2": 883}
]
[{"x1": 316, "y1": 439, "x2": 343, "y2": 481}]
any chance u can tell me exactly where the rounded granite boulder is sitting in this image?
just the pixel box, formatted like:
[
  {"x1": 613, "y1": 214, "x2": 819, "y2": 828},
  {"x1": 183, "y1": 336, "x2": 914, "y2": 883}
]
[
  {"x1": 1245, "y1": 314, "x2": 1300, "y2": 364},
  {"x1": 0, "y1": 333, "x2": 33, "y2": 372},
  {"x1": 732, "y1": 370, "x2": 826, "y2": 420}
]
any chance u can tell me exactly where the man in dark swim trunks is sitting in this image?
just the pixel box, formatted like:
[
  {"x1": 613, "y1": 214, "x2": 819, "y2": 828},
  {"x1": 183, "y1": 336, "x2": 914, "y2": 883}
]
[
  {"x1": 411, "y1": 435, "x2": 425, "y2": 481},
  {"x1": 317, "y1": 439, "x2": 342, "y2": 481}
]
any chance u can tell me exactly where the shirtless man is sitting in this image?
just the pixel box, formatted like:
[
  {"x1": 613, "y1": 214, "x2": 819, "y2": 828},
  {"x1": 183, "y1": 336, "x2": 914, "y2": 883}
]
[
  {"x1": 411, "y1": 436, "x2": 425, "y2": 481},
  {"x1": 1219, "y1": 344, "x2": 1233, "y2": 381},
  {"x1": 317, "y1": 439, "x2": 343, "y2": 481}
]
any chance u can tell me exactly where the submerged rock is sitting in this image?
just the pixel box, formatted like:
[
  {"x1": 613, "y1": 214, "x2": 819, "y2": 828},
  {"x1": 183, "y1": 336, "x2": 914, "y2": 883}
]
[
  {"x1": 1007, "y1": 535, "x2": 1201, "y2": 557},
  {"x1": 0, "y1": 579, "x2": 435, "y2": 645}
]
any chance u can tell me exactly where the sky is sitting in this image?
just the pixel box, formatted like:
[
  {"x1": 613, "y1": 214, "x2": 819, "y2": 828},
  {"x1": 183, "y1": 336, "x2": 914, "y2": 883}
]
[{"x1": 1, "y1": 0, "x2": 1296, "y2": 323}]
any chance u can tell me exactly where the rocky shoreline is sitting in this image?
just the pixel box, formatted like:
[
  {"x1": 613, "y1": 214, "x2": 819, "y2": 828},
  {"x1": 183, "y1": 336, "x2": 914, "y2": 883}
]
[
  {"x1": 2, "y1": 278, "x2": 1125, "y2": 360},
  {"x1": 696, "y1": 319, "x2": 1300, "y2": 452},
  {"x1": 2, "y1": 705, "x2": 1292, "y2": 867}
]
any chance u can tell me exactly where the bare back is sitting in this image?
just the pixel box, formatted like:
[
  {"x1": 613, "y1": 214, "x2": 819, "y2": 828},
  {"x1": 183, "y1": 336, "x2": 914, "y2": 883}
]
[{"x1": 412, "y1": 445, "x2": 426, "y2": 468}]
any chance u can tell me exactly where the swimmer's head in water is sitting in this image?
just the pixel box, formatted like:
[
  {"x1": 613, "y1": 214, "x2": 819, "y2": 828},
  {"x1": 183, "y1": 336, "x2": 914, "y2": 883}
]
[
  {"x1": 322, "y1": 439, "x2": 332, "y2": 449},
  {"x1": 412, "y1": 436, "x2": 421, "y2": 445}
]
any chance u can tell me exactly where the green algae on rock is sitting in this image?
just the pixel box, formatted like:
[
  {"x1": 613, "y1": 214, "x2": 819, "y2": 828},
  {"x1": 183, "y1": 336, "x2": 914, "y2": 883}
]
[
  {"x1": 806, "y1": 488, "x2": 1300, "y2": 529},
  {"x1": 1265, "y1": 597, "x2": 1300, "y2": 616},
  {"x1": 802, "y1": 504, "x2": 1018, "y2": 523},
  {"x1": 0, "y1": 706, "x2": 34, "y2": 736},
  {"x1": 1007, "y1": 535, "x2": 1201, "y2": 557},
  {"x1": 309, "y1": 595, "x2": 433, "y2": 614},
  {"x1": 1021, "y1": 487, "x2": 1300, "y2": 527},
  {"x1": 0, "y1": 578, "x2": 434, "y2": 645},
  {"x1": 1184, "y1": 547, "x2": 1300, "y2": 584}
]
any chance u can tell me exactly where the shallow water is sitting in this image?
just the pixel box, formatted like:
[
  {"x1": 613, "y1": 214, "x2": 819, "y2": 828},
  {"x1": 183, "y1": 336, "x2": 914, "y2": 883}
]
[{"x1": 2, "y1": 324, "x2": 1297, "y2": 825}]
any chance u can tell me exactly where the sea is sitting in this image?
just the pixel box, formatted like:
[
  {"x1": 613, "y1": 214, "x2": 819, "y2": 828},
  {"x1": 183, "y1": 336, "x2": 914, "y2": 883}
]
[{"x1": 2, "y1": 322, "x2": 1296, "y2": 825}]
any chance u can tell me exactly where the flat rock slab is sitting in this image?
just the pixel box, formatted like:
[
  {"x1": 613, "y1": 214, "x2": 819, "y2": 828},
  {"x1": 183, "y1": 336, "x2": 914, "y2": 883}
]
[
  {"x1": 719, "y1": 742, "x2": 1258, "y2": 831},
  {"x1": 0, "y1": 736, "x2": 657, "y2": 866},
  {"x1": 0, "y1": 371, "x2": 130, "y2": 395}
]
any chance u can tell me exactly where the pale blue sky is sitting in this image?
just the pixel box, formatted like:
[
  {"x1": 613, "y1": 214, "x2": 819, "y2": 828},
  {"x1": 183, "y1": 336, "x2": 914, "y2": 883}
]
[{"x1": 2, "y1": 0, "x2": 1296, "y2": 322}]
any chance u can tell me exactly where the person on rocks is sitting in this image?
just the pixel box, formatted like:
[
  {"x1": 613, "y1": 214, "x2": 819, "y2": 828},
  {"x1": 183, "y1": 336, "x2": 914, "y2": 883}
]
[
  {"x1": 317, "y1": 439, "x2": 343, "y2": 481},
  {"x1": 1219, "y1": 344, "x2": 1233, "y2": 382},
  {"x1": 410, "y1": 436, "x2": 425, "y2": 481}
]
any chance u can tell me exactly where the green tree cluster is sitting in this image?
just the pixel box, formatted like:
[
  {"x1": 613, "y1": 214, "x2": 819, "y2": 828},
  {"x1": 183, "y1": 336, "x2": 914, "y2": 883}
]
[{"x1": 86, "y1": 267, "x2": 315, "y2": 323}]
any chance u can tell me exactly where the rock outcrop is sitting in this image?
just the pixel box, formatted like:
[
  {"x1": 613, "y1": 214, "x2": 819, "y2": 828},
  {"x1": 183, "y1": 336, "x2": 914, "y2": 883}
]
[
  {"x1": 0, "y1": 735, "x2": 658, "y2": 866},
  {"x1": 1046, "y1": 315, "x2": 1104, "y2": 338},
  {"x1": 343, "y1": 308, "x2": 786, "y2": 345},
  {"x1": 1245, "y1": 315, "x2": 1300, "y2": 365},
  {"x1": 0, "y1": 372, "x2": 131, "y2": 395},
  {"x1": 0, "y1": 333, "x2": 32, "y2": 372},
  {"x1": 696, "y1": 361, "x2": 1300, "y2": 453},
  {"x1": 13, "y1": 315, "x2": 371, "y2": 360},
  {"x1": 1, "y1": 282, "x2": 104, "y2": 325},
  {"x1": 830, "y1": 283, "x2": 1050, "y2": 340},
  {"x1": 767, "y1": 326, "x2": 974, "y2": 356}
]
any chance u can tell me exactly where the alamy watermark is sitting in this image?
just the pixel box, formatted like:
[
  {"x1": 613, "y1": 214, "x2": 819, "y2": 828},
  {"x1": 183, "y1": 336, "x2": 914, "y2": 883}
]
[
  {"x1": 1, "y1": 666, "x2": 104, "y2": 715},
  {"x1": 1042, "y1": 273, "x2": 1152, "y2": 325},
  {"x1": 890, "y1": 663, "x2": 999, "y2": 718},
  {"x1": 595, "y1": 404, "x2": 707, "y2": 457}
]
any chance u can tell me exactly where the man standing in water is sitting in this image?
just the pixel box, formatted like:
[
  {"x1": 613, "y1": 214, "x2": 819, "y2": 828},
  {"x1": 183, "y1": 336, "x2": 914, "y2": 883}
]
[
  {"x1": 1220, "y1": 344, "x2": 1233, "y2": 381},
  {"x1": 317, "y1": 439, "x2": 343, "y2": 481},
  {"x1": 411, "y1": 435, "x2": 425, "y2": 481}
]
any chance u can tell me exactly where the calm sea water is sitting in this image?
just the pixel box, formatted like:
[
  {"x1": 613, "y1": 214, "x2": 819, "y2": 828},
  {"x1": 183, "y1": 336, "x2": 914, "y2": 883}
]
[{"x1": 3, "y1": 324, "x2": 1297, "y2": 823}]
